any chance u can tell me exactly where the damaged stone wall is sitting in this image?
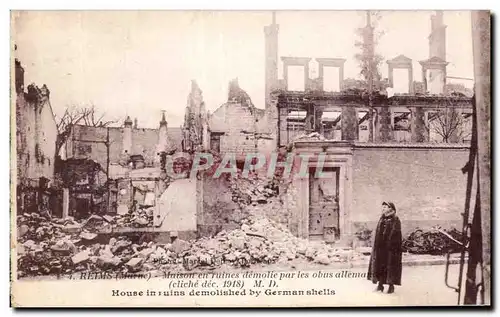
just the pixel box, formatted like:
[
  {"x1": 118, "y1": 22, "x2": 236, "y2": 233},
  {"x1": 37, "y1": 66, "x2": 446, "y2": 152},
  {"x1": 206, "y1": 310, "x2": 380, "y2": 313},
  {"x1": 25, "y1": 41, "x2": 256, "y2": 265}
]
[
  {"x1": 210, "y1": 101, "x2": 261, "y2": 156},
  {"x1": 201, "y1": 177, "x2": 244, "y2": 235},
  {"x1": 200, "y1": 174, "x2": 291, "y2": 238},
  {"x1": 16, "y1": 79, "x2": 58, "y2": 185},
  {"x1": 183, "y1": 80, "x2": 208, "y2": 151},
  {"x1": 67, "y1": 125, "x2": 184, "y2": 172},
  {"x1": 283, "y1": 178, "x2": 300, "y2": 237},
  {"x1": 209, "y1": 79, "x2": 271, "y2": 158},
  {"x1": 69, "y1": 125, "x2": 121, "y2": 169}
]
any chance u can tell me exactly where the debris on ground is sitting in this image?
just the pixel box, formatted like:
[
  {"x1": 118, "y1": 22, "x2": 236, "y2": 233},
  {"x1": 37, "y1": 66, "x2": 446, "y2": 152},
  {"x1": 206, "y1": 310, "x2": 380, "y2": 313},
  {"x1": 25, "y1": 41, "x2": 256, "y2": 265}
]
[
  {"x1": 16, "y1": 209, "x2": 366, "y2": 278},
  {"x1": 402, "y1": 227, "x2": 464, "y2": 255},
  {"x1": 293, "y1": 132, "x2": 326, "y2": 142},
  {"x1": 229, "y1": 175, "x2": 280, "y2": 207},
  {"x1": 16, "y1": 174, "x2": 366, "y2": 278},
  {"x1": 114, "y1": 206, "x2": 154, "y2": 228}
]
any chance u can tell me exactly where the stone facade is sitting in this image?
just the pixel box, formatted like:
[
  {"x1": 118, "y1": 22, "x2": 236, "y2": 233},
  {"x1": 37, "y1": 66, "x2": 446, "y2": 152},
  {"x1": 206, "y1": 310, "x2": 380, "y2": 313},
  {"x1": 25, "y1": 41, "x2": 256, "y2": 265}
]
[
  {"x1": 15, "y1": 58, "x2": 59, "y2": 217},
  {"x1": 276, "y1": 142, "x2": 470, "y2": 244},
  {"x1": 266, "y1": 10, "x2": 473, "y2": 241}
]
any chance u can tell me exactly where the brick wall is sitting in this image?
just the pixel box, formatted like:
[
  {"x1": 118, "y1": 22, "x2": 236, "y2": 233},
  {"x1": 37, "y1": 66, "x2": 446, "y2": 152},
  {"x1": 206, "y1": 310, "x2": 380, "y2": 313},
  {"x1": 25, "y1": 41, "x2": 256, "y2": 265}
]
[
  {"x1": 211, "y1": 102, "x2": 261, "y2": 157},
  {"x1": 69, "y1": 125, "x2": 182, "y2": 170},
  {"x1": 351, "y1": 146, "x2": 469, "y2": 236},
  {"x1": 69, "y1": 125, "x2": 122, "y2": 170},
  {"x1": 131, "y1": 128, "x2": 160, "y2": 166}
]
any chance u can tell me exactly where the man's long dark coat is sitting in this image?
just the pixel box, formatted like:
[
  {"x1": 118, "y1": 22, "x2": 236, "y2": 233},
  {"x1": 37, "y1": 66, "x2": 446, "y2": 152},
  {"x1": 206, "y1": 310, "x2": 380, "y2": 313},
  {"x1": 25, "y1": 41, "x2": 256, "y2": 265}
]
[{"x1": 367, "y1": 214, "x2": 403, "y2": 285}]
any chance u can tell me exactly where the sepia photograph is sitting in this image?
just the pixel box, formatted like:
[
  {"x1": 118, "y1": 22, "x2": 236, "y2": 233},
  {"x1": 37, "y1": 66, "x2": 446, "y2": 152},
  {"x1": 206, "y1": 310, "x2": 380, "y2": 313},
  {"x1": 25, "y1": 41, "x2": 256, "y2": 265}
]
[{"x1": 9, "y1": 9, "x2": 491, "y2": 307}]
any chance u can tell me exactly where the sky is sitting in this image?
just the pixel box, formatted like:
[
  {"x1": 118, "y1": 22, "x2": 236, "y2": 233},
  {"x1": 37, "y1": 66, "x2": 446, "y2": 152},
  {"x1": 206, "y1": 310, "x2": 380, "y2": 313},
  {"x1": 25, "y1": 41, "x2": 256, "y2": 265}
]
[{"x1": 12, "y1": 10, "x2": 474, "y2": 129}]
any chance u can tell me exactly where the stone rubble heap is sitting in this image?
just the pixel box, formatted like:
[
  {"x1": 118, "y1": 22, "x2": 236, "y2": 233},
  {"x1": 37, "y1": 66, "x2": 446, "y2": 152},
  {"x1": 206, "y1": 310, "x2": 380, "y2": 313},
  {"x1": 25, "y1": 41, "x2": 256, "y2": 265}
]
[
  {"x1": 17, "y1": 173, "x2": 366, "y2": 278},
  {"x1": 229, "y1": 176, "x2": 280, "y2": 207},
  {"x1": 178, "y1": 175, "x2": 366, "y2": 268},
  {"x1": 114, "y1": 206, "x2": 155, "y2": 228},
  {"x1": 402, "y1": 227, "x2": 464, "y2": 255},
  {"x1": 227, "y1": 175, "x2": 289, "y2": 225},
  {"x1": 16, "y1": 211, "x2": 365, "y2": 278},
  {"x1": 17, "y1": 212, "x2": 94, "y2": 277},
  {"x1": 179, "y1": 215, "x2": 364, "y2": 269},
  {"x1": 16, "y1": 212, "x2": 163, "y2": 277}
]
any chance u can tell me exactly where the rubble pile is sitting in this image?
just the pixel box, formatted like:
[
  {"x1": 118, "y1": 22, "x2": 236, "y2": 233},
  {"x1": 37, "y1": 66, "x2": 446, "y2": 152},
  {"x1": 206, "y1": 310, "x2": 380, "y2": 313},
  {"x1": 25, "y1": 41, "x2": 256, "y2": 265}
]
[
  {"x1": 114, "y1": 206, "x2": 154, "y2": 228},
  {"x1": 17, "y1": 213, "x2": 91, "y2": 277},
  {"x1": 227, "y1": 175, "x2": 288, "y2": 225},
  {"x1": 293, "y1": 132, "x2": 326, "y2": 142},
  {"x1": 229, "y1": 176, "x2": 279, "y2": 208},
  {"x1": 241, "y1": 215, "x2": 365, "y2": 265},
  {"x1": 204, "y1": 173, "x2": 366, "y2": 266},
  {"x1": 17, "y1": 210, "x2": 365, "y2": 277},
  {"x1": 168, "y1": 215, "x2": 365, "y2": 271},
  {"x1": 16, "y1": 213, "x2": 155, "y2": 277},
  {"x1": 175, "y1": 174, "x2": 365, "y2": 267},
  {"x1": 17, "y1": 174, "x2": 364, "y2": 278},
  {"x1": 72, "y1": 207, "x2": 155, "y2": 231},
  {"x1": 402, "y1": 227, "x2": 464, "y2": 255}
]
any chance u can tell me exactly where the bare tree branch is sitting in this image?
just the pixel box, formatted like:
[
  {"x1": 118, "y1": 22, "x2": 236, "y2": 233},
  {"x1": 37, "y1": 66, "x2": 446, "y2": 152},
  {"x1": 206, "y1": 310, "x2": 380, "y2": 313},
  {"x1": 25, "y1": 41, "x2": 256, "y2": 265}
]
[
  {"x1": 428, "y1": 101, "x2": 472, "y2": 143},
  {"x1": 55, "y1": 104, "x2": 117, "y2": 156}
]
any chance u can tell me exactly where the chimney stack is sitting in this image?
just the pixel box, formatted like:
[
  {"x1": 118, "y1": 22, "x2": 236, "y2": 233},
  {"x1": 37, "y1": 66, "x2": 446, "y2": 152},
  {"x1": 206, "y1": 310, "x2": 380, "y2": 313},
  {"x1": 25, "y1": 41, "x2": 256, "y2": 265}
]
[
  {"x1": 264, "y1": 11, "x2": 279, "y2": 109},
  {"x1": 424, "y1": 11, "x2": 448, "y2": 94},
  {"x1": 14, "y1": 45, "x2": 25, "y2": 94},
  {"x1": 157, "y1": 111, "x2": 169, "y2": 154},
  {"x1": 429, "y1": 11, "x2": 446, "y2": 61},
  {"x1": 15, "y1": 45, "x2": 25, "y2": 96},
  {"x1": 123, "y1": 116, "x2": 133, "y2": 155}
]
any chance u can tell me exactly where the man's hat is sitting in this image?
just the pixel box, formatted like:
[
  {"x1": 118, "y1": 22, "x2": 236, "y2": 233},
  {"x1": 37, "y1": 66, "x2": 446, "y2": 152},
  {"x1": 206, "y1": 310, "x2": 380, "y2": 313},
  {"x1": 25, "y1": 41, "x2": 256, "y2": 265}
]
[{"x1": 382, "y1": 201, "x2": 396, "y2": 212}]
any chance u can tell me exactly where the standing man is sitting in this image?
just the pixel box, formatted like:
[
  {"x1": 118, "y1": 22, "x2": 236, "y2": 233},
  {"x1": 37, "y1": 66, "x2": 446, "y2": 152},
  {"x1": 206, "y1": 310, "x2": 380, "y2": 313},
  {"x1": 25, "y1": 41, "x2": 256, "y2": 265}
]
[{"x1": 367, "y1": 201, "x2": 403, "y2": 294}]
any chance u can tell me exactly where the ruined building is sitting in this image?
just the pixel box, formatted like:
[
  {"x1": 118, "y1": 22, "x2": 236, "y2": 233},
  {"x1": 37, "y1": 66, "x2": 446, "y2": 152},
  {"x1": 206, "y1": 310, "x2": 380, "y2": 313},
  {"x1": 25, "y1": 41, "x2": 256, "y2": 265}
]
[
  {"x1": 64, "y1": 115, "x2": 183, "y2": 171},
  {"x1": 15, "y1": 57, "x2": 59, "y2": 215},
  {"x1": 23, "y1": 12, "x2": 475, "y2": 246},
  {"x1": 196, "y1": 12, "x2": 475, "y2": 245},
  {"x1": 260, "y1": 11, "x2": 474, "y2": 243},
  {"x1": 207, "y1": 78, "x2": 274, "y2": 160},
  {"x1": 62, "y1": 113, "x2": 183, "y2": 217},
  {"x1": 182, "y1": 80, "x2": 209, "y2": 152}
]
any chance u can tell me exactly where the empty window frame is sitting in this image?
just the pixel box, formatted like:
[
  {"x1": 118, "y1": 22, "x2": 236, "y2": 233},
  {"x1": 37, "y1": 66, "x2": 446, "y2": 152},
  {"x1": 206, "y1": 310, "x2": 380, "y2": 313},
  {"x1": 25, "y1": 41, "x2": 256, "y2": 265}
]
[
  {"x1": 287, "y1": 65, "x2": 306, "y2": 91},
  {"x1": 393, "y1": 68, "x2": 410, "y2": 95},
  {"x1": 323, "y1": 66, "x2": 340, "y2": 92},
  {"x1": 321, "y1": 111, "x2": 341, "y2": 140},
  {"x1": 357, "y1": 110, "x2": 370, "y2": 142},
  {"x1": 393, "y1": 110, "x2": 412, "y2": 142}
]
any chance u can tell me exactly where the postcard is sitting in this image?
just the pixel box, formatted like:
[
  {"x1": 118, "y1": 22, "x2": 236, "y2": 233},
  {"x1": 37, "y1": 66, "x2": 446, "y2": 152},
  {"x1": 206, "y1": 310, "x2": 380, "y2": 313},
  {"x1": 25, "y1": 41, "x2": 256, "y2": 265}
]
[{"x1": 10, "y1": 10, "x2": 491, "y2": 307}]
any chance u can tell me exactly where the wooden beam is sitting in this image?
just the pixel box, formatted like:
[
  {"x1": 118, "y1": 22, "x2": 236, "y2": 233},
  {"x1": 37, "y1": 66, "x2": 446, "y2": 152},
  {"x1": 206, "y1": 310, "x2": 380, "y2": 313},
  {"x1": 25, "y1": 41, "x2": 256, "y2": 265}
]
[{"x1": 471, "y1": 10, "x2": 491, "y2": 306}]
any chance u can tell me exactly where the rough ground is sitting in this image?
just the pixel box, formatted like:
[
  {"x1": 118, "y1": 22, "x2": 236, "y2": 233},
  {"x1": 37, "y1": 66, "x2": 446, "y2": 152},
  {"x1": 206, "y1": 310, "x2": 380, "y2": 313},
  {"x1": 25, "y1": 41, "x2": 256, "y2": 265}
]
[
  {"x1": 15, "y1": 175, "x2": 461, "y2": 279},
  {"x1": 16, "y1": 208, "x2": 370, "y2": 278}
]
